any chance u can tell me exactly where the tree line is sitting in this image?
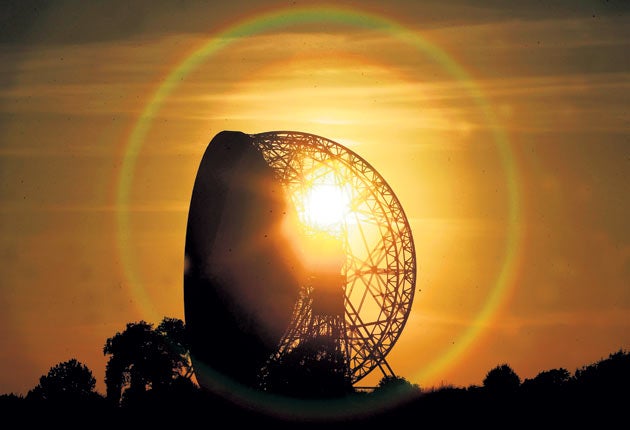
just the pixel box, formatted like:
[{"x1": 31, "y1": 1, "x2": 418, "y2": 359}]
[{"x1": 0, "y1": 316, "x2": 627, "y2": 427}]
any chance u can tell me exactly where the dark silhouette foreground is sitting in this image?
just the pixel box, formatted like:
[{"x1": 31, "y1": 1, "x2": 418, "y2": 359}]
[{"x1": 1, "y1": 317, "x2": 627, "y2": 428}]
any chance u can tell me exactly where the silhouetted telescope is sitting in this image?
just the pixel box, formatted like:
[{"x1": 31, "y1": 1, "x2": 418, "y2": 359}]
[
  {"x1": 185, "y1": 131, "x2": 299, "y2": 390},
  {"x1": 185, "y1": 130, "x2": 417, "y2": 403}
]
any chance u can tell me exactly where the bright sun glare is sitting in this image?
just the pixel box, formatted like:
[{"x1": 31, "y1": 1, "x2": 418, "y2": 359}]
[{"x1": 298, "y1": 173, "x2": 352, "y2": 234}]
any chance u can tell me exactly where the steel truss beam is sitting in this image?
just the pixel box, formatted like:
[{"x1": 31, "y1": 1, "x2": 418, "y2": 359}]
[{"x1": 252, "y1": 131, "x2": 416, "y2": 385}]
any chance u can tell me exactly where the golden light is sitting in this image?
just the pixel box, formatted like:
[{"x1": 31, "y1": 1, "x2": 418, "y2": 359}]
[{"x1": 293, "y1": 169, "x2": 352, "y2": 236}]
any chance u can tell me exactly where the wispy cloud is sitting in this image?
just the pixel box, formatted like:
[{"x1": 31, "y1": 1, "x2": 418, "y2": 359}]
[{"x1": 0, "y1": 201, "x2": 189, "y2": 213}]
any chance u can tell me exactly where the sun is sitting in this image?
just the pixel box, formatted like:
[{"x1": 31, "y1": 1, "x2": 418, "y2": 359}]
[
  {"x1": 302, "y1": 183, "x2": 349, "y2": 231},
  {"x1": 281, "y1": 166, "x2": 354, "y2": 275},
  {"x1": 295, "y1": 170, "x2": 352, "y2": 235}
]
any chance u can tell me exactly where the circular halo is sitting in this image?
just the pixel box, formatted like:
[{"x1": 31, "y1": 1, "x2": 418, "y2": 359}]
[{"x1": 116, "y1": 5, "x2": 522, "y2": 386}]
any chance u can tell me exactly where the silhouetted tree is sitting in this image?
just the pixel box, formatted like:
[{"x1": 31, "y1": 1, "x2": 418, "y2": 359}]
[
  {"x1": 26, "y1": 358, "x2": 99, "y2": 402},
  {"x1": 103, "y1": 317, "x2": 193, "y2": 406},
  {"x1": 522, "y1": 367, "x2": 571, "y2": 393},
  {"x1": 262, "y1": 338, "x2": 354, "y2": 398},
  {"x1": 156, "y1": 316, "x2": 194, "y2": 379},
  {"x1": 375, "y1": 375, "x2": 421, "y2": 397},
  {"x1": 574, "y1": 349, "x2": 630, "y2": 388},
  {"x1": 572, "y1": 348, "x2": 630, "y2": 409},
  {"x1": 482, "y1": 363, "x2": 521, "y2": 395},
  {"x1": 519, "y1": 367, "x2": 572, "y2": 421}
]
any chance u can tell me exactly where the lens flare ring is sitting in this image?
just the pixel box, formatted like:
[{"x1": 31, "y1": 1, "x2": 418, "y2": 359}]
[{"x1": 116, "y1": 4, "x2": 522, "y2": 396}]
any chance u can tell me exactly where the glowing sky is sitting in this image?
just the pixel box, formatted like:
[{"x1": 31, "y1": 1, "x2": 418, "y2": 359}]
[{"x1": 1, "y1": 0, "x2": 628, "y2": 395}]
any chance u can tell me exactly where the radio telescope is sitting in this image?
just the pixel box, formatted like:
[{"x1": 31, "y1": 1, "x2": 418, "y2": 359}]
[{"x1": 184, "y1": 130, "x2": 416, "y2": 397}]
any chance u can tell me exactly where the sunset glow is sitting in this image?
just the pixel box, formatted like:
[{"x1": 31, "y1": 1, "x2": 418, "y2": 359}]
[{"x1": 0, "y1": 1, "x2": 627, "y2": 399}]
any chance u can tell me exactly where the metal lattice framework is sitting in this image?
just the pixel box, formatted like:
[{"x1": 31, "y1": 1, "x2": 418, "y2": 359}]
[{"x1": 251, "y1": 131, "x2": 416, "y2": 385}]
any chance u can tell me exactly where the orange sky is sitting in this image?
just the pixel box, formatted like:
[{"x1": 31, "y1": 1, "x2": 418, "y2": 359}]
[{"x1": 1, "y1": 0, "x2": 628, "y2": 396}]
